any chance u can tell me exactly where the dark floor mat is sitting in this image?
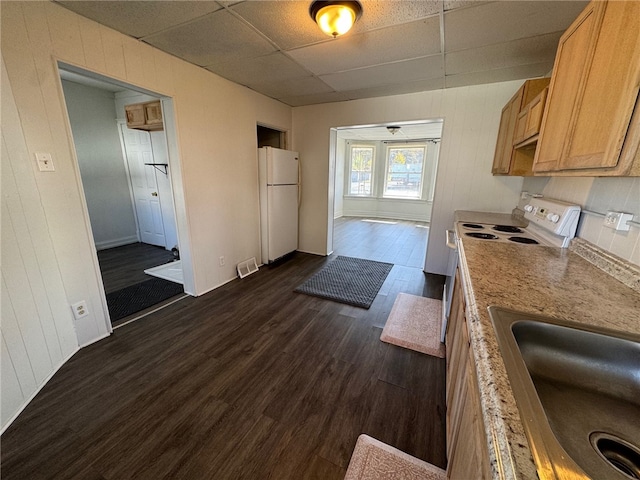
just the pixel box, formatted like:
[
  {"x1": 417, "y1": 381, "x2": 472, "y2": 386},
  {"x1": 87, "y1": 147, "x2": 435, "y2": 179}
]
[
  {"x1": 106, "y1": 277, "x2": 184, "y2": 322},
  {"x1": 294, "y1": 255, "x2": 393, "y2": 309}
]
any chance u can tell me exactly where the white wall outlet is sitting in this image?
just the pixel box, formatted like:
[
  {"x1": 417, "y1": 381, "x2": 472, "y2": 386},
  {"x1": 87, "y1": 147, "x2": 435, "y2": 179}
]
[
  {"x1": 35, "y1": 152, "x2": 55, "y2": 171},
  {"x1": 71, "y1": 301, "x2": 89, "y2": 320},
  {"x1": 219, "y1": 256, "x2": 225, "y2": 266},
  {"x1": 603, "y1": 211, "x2": 633, "y2": 231}
]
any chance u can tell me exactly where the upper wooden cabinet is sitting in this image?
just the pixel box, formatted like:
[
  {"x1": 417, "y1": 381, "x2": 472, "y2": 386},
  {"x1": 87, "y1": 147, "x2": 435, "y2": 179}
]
[
  {"x1": 492, "y1": 78, "x2": 550, "y2": 176},
  {"x1": 125, "y1": 100, "x2": 164, "y2": 131},
  {"x1": 533, "y1": 0, "x2": 640, "y2": 176},
  {"x1": 513, "y1": 87, "x2": 548, "y2": 147}
]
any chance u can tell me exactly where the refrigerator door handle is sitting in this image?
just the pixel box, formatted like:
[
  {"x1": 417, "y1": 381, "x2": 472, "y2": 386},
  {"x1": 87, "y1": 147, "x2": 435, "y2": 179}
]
[{"x1": 297, "y1": 157, "x2": 302, "y2": 208}]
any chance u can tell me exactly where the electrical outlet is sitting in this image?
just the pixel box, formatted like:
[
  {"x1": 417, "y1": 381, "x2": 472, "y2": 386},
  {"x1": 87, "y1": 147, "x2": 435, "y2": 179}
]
[
  {"x1": 603, "y1": 211, "x2": 633, "y2": 231},
  {"x1": 71, "y1": 301, "x2": 89, "y2": 320},
  {"x1": 219, "y1": 256, "x2": 225, "y2": 266}
]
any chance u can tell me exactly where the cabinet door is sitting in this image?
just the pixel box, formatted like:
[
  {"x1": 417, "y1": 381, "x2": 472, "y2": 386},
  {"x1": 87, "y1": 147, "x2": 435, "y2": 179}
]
[
  {"x1": 144, "y1": 101, "x2": 163, "y2": 127},
  {"x1": 513, "y1": 109, "x2": 529, "y2": 146},
  {"x1": 559, "y1": 1, "x2": 640, "y2": 170},
  {"x1": 523, "y1": 88, "x2": 547, "y2": 142},
  {"x1": 125, "y1": 104, "x2": 146, "y2": 128},
  {"x1": 533, "y1": 2, "x2": 602, "y2": 172},
  {"x1": 448, "y1": 355, "x2": 491, "y2": 480},
  {"x1": 492, "y1": 90, "x2": 521, "y2": 174}
]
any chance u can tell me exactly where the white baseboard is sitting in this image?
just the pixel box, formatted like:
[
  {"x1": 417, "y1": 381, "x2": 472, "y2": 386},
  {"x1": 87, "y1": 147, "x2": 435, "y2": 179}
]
[
  {"x1": 95, "y1": 235, "x2": 139, "y2": 250},
  {"x1": 341, "y1": 212, "x2": 430, "y2": 222}
]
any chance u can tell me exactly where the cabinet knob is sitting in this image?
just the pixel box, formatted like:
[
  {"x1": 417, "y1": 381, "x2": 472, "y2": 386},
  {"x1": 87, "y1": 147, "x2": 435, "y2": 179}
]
[{"x1": 151, "y1": 192, "x2": 158, "y2": 197}]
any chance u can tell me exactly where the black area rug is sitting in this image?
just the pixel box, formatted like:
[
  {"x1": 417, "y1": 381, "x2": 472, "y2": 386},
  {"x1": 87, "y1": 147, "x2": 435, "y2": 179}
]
[
  {"x1": 106, "y1": 277, "x2": 184, "y2": 322},
  {"x1": 295, "y1": 256, "x2": 393, "y2": 309}
]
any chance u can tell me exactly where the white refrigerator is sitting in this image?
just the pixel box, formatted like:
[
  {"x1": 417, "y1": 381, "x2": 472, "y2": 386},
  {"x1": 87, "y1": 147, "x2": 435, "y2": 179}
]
[{"x1": 258, "y1": 146, "x2": 300, "y2": 264}]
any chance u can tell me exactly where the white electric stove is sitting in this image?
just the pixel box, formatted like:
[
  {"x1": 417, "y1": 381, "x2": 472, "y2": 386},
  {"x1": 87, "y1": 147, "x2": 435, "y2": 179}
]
[{"x1": 458, "y1": 197, "x2": 581, "y2": 248}]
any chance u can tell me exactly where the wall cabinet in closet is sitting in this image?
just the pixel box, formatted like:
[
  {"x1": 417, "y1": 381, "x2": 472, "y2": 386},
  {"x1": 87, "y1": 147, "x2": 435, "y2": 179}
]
[{"x1": 125, "y1": 100, "x2": 164, "y2": 131}]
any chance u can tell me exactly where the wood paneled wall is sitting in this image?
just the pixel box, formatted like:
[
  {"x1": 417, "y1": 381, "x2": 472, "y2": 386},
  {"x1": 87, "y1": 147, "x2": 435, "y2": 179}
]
[{"x1": 1, "y1": 2, "x2": 291, "y2": 431}]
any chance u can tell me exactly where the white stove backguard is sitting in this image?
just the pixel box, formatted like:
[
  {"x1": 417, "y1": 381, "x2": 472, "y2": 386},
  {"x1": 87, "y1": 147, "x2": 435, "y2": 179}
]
[{"x1": 523, "y1": 197, "x2": 581, "y2": 248}]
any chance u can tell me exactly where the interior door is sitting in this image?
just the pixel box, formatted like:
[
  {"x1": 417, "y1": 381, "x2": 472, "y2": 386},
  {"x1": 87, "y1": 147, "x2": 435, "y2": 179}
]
[{"x1": 120, "y1": 124, "x2": 166, "y2": 247}]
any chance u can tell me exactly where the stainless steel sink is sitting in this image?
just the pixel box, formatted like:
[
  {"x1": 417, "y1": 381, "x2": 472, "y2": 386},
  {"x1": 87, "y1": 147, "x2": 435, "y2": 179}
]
[{"x1": 488, "y1": 307, "x2": 640, "y2": 480}]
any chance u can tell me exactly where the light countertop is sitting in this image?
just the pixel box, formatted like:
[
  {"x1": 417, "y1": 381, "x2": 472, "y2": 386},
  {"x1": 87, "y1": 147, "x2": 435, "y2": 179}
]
[{"x1": 453, "y1": 211, "x2": 640, "y2": 479}]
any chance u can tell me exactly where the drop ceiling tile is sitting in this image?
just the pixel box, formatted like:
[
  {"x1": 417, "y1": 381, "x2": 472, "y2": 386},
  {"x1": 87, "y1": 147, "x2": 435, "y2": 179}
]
[
  {"x1": 444, "y1": 1, "x2": 488, "y2": 11},
  {"x1": 206, "y1": 52, "x2": 312, "y2": 86},
  {"x1": 230, "y1": 1, "x2": 329, "y2": 50},
  {"x1": 354, "y1": 0, "x2": 441, "y2": 30},
  {"x1": 444, "y1": 1, "x2": 587, "y2": 52},
  {"x1": 288, "y1": 16, "x2": 440, "y2": 75},
  {"x1": 247, "y1": 76, "x2": 334, "y2": 99},
  {"x1": 144, "y1": 9, "x2": 277, "y2": 67},
  {"x1": 56, "y1": 1, "x2": 223, "y2": 38},
  {"x1": 320, "y1": 56, "x2": 443, "y2": 91},
  {"x1": 231, "y1": 0, "x2": 441, "y2": 51},
  {"x1": 344, "y1": 77, "x2": 445, "y2": 101},
  {"x1": 278, "y1": 90, "x2": 351, "y2": 107},
  {"x1": 445, "y1": 32, "x2": 562, "y2": 75},
  {"x1": 444, "y1": 62, "x2": 553, "y2": 89}
]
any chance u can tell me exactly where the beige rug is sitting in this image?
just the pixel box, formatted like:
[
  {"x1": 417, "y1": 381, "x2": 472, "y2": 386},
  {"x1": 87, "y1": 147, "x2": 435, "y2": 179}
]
[
  {"x1": 380, "y1": 293, "x2": 445, "y2": 358},
  {"x1": 344, "y1": 434, "x2": 446, "y2": 480}
]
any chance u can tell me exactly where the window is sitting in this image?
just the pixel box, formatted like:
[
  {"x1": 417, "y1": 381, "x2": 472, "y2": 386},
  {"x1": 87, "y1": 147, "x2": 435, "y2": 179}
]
[
  {"x1": 383, "y1": 145, "x2": 426, "y2": 199},
  {"x1": 348, "y1": 145, "x2": 375, "y2": 196}
]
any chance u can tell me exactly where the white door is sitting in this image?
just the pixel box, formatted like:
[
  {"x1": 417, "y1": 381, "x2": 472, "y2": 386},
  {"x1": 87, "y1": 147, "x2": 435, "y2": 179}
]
[{"x1": 120, "y1": 124, "x2": 166, "y2": 247}]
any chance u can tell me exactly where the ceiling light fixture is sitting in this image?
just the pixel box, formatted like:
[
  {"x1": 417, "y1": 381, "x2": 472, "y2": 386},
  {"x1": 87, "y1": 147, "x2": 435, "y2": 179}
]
[
  {"x1": 387, "y1": 126, "x2": 401, "y2": 135},
  {"x1": 310, "y1": 1, "x2": 362, "y2": 38}
]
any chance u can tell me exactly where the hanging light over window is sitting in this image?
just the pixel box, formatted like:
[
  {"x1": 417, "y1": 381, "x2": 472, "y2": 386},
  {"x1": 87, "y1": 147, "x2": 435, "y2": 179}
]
[
  {"x1": 387, "y1": 126, "x2": 401, "y2": 135},
  {"x1": 310, "y1": 1, "x2": 362, "y2": 38}
]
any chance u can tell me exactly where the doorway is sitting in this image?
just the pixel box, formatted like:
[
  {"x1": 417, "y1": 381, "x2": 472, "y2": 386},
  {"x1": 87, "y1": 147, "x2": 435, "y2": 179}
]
[
  {"x1": 59, "y1": 66, "x2": 189, "y2": 327},
  {"x1": 257, "y1": 124, "x2": 286, "y2": 149},
  {"x1": 331, "y1": 121, "x2": 443, "y2": 268}
]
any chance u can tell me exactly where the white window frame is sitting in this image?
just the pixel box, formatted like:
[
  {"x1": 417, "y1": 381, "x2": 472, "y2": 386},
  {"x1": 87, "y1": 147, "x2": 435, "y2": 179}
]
[
  {"x1": 346, "y1": 143, "x2": 376, "y2": 197},
  {"x1": 382, "y1": 143, "x2": 427, "y2": 200}
]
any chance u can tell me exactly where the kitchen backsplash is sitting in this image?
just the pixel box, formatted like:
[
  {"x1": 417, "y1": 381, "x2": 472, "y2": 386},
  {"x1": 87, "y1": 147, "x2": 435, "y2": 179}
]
[{"x1": 520, "y1": 177, "x2": 640, "y2": 266}]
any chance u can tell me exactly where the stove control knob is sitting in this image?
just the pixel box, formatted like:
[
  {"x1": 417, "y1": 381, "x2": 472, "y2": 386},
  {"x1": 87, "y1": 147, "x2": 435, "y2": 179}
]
[
  {"x1": 524, "y1": 205, "x2": 534, "y2": 212},
  {"x1": 547, "y1": 213, "x2": 560, "y2": 223}
]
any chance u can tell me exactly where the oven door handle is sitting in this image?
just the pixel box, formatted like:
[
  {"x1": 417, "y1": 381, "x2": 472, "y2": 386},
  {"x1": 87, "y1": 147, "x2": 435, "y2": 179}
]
[{"x1": 446, "y1": 229, "x2": 457, "y2": 250}]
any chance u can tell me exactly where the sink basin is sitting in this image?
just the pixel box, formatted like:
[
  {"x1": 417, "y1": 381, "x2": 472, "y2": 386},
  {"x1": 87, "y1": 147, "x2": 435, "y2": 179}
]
[{"x1": 488, "y1": 307, "x2": 640, "y2": 480}]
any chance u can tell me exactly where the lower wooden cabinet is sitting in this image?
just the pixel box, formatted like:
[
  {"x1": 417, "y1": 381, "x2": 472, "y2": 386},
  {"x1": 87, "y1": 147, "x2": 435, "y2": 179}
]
[{"x1": 446, "y1": 269, "x2": 491, "y2": 479}]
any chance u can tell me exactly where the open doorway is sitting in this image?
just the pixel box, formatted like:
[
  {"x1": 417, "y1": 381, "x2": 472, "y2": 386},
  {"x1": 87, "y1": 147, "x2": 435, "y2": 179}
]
[
  {"x1": 59, "y1": 66, "x2": 188, "y2": 327},
  {"x1": 331, "y1": 120, "x2": 443, "y2": 269},
  {"x1": 257, "y1": 124, "x2": 287, "y2": 149}
]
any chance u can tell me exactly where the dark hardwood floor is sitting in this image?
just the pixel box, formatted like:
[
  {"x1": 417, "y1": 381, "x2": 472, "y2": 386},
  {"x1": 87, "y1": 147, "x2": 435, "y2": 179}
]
[
  {"x1": 97, "y1": 243, "x2": 176, "y2": 294},
  {"x1": 332, "y1": 217, "x2": 429, "y2": 269},
  {"x1": 1, "y1": 219, "x2": 446, "y2": 480}
]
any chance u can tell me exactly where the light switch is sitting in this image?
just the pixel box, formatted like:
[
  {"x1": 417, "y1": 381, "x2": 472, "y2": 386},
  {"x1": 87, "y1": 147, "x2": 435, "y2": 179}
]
[{"x1": 35, "y1": 152, "x2": 55, "y2": 171}]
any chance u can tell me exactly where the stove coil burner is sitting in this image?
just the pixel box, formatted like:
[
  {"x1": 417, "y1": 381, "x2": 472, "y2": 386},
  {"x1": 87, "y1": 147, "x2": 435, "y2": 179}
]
[
  {"x1": 493, "y1": 225, "x2": 524, "y2": 234},
  {"x1": 465, "y1": 232, "x2": 499, "y2": 240},
  {"x1": 462, "y1": 223, "x2": 484, "y2": 229},
  {"x1": 508, "y1": 237, "x2": 540, "y2": 245}
]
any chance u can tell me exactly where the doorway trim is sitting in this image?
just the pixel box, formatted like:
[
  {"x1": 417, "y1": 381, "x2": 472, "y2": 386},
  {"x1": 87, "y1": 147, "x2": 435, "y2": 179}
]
[
  {"x1": 56, "y1": 61, "x2": 195, "y2": 335},
  {"x1": 327, "y1": 119, "x2": 444, "y2": 270}
]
